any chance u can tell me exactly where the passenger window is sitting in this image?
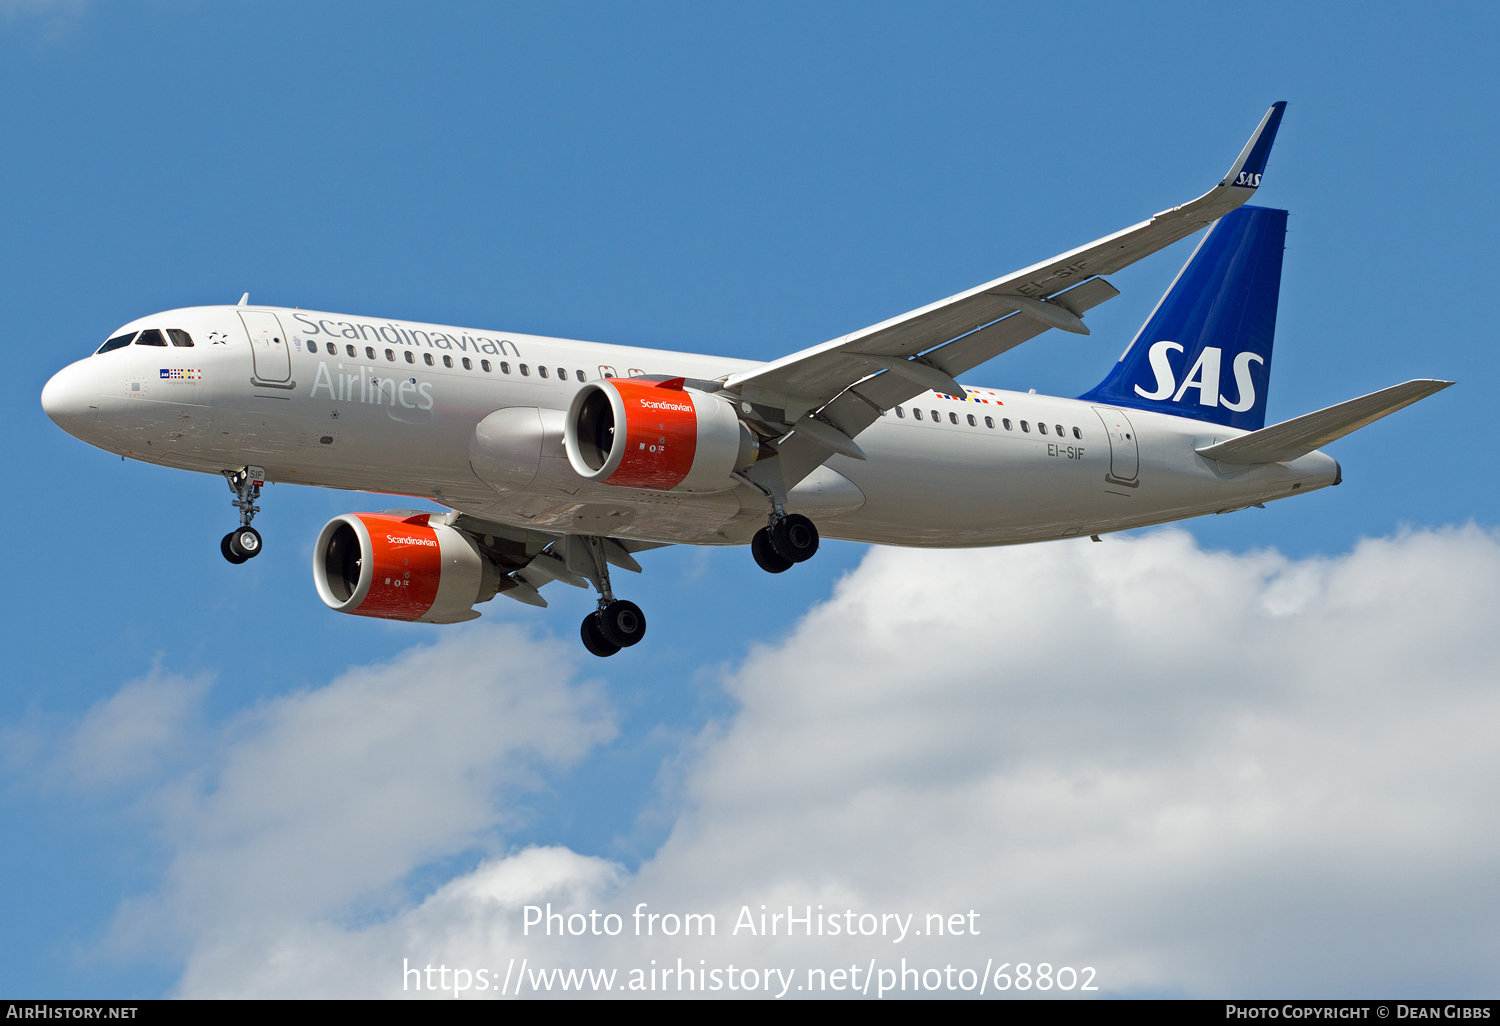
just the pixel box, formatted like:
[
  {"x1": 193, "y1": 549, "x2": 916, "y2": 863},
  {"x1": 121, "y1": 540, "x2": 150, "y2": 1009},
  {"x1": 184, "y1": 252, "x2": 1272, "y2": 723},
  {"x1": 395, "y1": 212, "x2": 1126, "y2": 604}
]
[
  {"x1": 304, "y1": 340, "x2": 316, "y2": 352},
  {"x1": 365, "y1": 346, "x2": 375, "y2": 359},
  {"x1": 984, "y1": 416, "x2": 994, "y2": 428},
  {"x1": 538, "y1": 365, "x2": 548, "y2": 378},
  {"x1": 404, "y1": 351, "x2": 414, "y2": 364},
  {"x1": 1072, "y1": 426, "x2": 1082, "y2": 439},
  {"x1": 481, "y1": 360, "x2": 492, "y2": 372},
  {"x1": 442, "y1": 355, "x2": 453, "y2": 368},
  {"x1": 577, "y1": 369, "x2": 587, "y2": 381},
  {"x1": 520, "y1": 364, "x2": 530, "y2": 376},
  {"x1": 385, "y1": 349, "x2": 395, "y2": 361},
  {"x1": 913, "y1": 408, "x2": 923, "y2": 421},
  {"x1": 1039, "y1": 422, "x2": 1048, "y2": 435},
  {"x1": 948, "y1": 412, "x2": 958, "y2": 424},
  {"x1": 894, "y1": 406, "x2": 904, "y2": 418},
  {"x1": 1003, "y1": 418, "x2": 1012, "y2": 430},
  {"x1": 97, "y1": 332, "x2": 136, "y2": 353},
  {"x1": 167, "y1": 329, "x2": 194, "y2": 348},
  {"x1": 420, "y1": 353, "x2": 432, "y2": 366},
  {"x1": 135, "y1": 329, "x2": 168, "y2": 346},
  {"x1": 1021, "y1": 420, "x2": 1030, "y2": 432},
  {"x1": 462, "y1": 357, "x2": 472, "y2": 370},
  {"x1": 1055, "y1": 424, "x2": 1064, "y2": 436},
  {"x1": 326, "y1": 342, "x2": 337, "y2": 355},
  {"x1": 967, "y1": 414, "x2": 976, "y2": 426},
  {"x1": 557, "y1": 368, "x2": 568, "y2": 381},
  {"x1": 500, "y1": 362, "x2": 511, "y2": 373},
  {"x1": 345, "y1": 344, "x2": 356, "y2": 357},
  {"x1": 930, "y1": 409, "x2": 940, "y2": 421}
]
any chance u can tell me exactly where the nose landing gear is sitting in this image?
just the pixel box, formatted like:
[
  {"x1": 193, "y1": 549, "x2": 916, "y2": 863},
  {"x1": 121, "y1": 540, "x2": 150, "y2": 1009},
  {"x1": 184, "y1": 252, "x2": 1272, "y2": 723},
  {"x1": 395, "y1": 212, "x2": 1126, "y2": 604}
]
[
  {"x1": 221, "y1": 466, "x2": 266, "y2": 563},
  {"x1": 220, "y1": 526, "x2": 262, "y2": 564}
]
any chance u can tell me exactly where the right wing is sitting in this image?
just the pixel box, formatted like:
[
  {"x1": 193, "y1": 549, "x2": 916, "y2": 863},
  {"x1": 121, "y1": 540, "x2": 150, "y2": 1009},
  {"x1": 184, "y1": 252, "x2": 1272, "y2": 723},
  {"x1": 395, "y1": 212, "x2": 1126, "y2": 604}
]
[
  {"x1": 728, "y1": 102, "x2": 1288, "y2": 490},
  {"x1": 1196, "y1": 380, "x2": 1454, "y2": 466}
]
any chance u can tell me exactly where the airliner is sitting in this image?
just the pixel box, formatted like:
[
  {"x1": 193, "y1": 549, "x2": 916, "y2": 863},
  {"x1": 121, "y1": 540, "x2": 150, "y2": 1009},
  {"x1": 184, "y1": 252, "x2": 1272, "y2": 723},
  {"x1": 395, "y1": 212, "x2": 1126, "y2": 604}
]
[{"x1": 40, "y1": 103, "x2": 1451, "y2": 655}]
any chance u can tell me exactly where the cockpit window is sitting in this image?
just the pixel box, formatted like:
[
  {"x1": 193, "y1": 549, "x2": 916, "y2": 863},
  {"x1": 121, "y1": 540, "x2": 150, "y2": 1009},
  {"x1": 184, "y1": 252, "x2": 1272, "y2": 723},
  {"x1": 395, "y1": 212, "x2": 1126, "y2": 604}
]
[
  {"x1": 97, "y1": 332, "x2": 136, "y2": 354},
  {"x1": 135, "y1": 329, "x2": 168, "y2": 347},
  {"x1": 167, "y1": 329, "x2": 194, "y2": 348}
]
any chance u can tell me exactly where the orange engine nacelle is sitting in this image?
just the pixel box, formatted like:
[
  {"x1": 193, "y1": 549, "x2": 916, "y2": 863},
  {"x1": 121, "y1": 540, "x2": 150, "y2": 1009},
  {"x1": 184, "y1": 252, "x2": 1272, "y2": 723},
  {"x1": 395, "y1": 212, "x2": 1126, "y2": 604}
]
[
  {"x1": 312, "y1": 513, "x2": 500, "y2": 623},
  {"x1": 563, "y1": 377, "x2": 757, "y2": 492}
]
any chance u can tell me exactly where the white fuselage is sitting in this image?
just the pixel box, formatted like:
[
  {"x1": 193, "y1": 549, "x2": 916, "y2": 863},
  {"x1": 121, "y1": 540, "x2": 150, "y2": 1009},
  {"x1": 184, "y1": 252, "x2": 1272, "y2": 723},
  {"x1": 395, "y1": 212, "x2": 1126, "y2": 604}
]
[{"x1": 42, "y1": 305, "x2": 1340, "y2": 548}]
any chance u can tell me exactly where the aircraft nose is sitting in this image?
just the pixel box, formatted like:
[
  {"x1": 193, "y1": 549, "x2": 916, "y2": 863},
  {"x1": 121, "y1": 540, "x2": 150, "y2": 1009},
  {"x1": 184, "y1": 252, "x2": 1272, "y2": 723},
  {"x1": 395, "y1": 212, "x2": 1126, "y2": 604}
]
[{"x1": 41, "y1": 361, "x2": 99, "y2": 436}]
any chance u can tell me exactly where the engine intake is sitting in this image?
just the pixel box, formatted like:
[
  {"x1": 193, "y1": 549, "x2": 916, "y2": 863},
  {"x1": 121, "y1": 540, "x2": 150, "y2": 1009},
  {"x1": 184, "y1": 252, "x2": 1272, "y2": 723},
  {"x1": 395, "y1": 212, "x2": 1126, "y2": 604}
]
[
  {"x1": 312, "y1": 512, "x2": 500, "y2": 623},
  {"x1": 564, "y1": 377, "x2": 756, "y2": 492}
]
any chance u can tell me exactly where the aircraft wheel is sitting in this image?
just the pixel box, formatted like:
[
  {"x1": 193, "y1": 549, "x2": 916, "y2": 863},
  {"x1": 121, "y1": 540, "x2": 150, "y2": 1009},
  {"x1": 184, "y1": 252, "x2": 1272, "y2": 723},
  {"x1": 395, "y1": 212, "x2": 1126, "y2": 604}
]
[
  {"x1": 581, "y1": 614, "x2": 621, "y2": 657},
  {"x1": 228, "y1": 526, "x2": 263, "y2": 560},
  {"x1": 770, "y1": 514, "x2": 819, "y2": 563},
  {"x1": 752, "y1": 528, "x2": 793, "y2": 573},
  {"x1": 221, "y1": 532, "x2": 249, "y2": 565},
  {"x1": 597, "y1": 599, "x2": 647, "y2": 648}
]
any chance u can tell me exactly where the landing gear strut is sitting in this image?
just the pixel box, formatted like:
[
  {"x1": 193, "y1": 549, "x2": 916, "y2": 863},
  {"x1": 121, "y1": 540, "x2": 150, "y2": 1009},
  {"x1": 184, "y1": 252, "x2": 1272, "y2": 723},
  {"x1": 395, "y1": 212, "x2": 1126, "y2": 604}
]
[
  {"x1": 221, "y1": 466, "x2": 265, "y2": 564},
  {"x1": 570, "y1": 536, "x2": 647, "y2": 657},
  {"x1": 734, "y1": 472, "x2": 820, "y2": 574}
]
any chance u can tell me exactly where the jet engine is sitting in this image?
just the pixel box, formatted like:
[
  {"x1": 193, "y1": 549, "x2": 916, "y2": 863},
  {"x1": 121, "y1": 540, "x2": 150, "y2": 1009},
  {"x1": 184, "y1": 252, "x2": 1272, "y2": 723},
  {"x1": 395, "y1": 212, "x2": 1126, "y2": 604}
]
[
  {"x1": 312, "y1": 512, "x2": 502, "y2": 623},
  {"x1": 563, "y1": 377, "x2": 757, "y2": 492}
]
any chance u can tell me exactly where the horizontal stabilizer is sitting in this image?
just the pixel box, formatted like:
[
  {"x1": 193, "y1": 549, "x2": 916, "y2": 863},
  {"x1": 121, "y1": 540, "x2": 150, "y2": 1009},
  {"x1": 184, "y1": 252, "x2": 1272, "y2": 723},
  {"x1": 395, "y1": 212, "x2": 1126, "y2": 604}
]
[{"x1": 1196, "y1": 379, "x2": 1453, "y2": 465}]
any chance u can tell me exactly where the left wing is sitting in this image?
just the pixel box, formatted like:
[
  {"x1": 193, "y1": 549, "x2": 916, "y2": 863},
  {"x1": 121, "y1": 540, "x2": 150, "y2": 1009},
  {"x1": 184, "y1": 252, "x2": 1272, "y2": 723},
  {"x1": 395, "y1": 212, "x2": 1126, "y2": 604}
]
[{"x1": 726, "y1": 102, "x2": 1287, "y2": 491}]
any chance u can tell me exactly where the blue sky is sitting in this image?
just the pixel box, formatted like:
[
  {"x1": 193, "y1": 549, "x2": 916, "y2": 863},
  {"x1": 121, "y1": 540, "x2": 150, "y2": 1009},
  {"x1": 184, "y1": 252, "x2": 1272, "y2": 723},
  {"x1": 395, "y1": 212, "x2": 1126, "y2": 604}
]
[{"x1": 3, "y1": 1, "x2": 1496, "y2": 999}]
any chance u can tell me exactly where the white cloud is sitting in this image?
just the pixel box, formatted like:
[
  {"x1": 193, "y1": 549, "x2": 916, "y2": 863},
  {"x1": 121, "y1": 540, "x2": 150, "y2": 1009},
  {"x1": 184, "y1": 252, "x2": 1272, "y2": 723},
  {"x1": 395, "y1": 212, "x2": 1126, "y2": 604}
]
[
  {"x1": 0, "y1": 663, "x2": 208, "y2": 791},
  {"x1": 0, "y1": 0, "x2": 87, "y2": 38},
  {"x1": 62, "y1": 664, "x2": 208, "y2": 788},
  {"x1": 98, "y1": 623, "x2": 615, "y2": 981},
  {"x1": 77, "y1": 527, "x2": 1500, "y2": 998}
]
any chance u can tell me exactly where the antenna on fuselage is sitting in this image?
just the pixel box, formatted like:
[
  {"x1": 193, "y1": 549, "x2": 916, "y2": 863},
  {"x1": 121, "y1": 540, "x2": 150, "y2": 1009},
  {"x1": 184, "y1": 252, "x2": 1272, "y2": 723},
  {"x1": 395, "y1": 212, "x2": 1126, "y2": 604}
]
[{"x1": 237, "y1": 293, "x2": 249, "y2": 307}]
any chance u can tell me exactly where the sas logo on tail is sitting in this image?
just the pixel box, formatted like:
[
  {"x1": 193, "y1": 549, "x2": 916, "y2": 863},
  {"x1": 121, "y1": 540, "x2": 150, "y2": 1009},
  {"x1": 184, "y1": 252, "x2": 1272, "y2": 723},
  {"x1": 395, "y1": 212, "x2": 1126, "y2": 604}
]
[
  {"x1": 1234, "y1": 171, "x2": 1263, "y2": 187},
  {"x1": 1134, "y1": 341, "x2": 1263, "y2": 412}
]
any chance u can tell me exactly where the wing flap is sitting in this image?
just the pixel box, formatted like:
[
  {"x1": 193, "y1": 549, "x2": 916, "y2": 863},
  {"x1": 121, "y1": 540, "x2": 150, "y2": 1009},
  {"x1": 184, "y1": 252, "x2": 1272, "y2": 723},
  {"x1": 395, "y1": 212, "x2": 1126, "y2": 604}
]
[{"x1": 1196, "y1": 379, "x2": 1453, "y2": 465}]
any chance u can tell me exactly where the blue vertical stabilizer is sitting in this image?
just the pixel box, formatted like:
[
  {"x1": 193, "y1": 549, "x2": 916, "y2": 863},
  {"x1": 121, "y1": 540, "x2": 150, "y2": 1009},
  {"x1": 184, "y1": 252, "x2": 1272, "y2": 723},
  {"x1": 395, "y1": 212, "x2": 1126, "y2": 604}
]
[{"x1": 1078, "y1": 205, "x2": 1287, "y2": 431}]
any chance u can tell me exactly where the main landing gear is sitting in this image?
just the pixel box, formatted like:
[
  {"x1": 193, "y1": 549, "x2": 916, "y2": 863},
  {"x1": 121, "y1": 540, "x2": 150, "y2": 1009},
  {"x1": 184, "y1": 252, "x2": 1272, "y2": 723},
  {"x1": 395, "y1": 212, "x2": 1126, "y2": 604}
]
[
  {"x1": 221, "y1": 466, "x2": 266, "y2": 564},
  {"x1": 581, "y1": 598, "x2": 646, "y2": 658},
  {"x1": 751, "y1": 512, "x2": 820, "y2": 574},
  {"x1": 733, "y1": 472, "x2": 820, "y2": 574},
  {"x1": 571, "y1": 536, "x2": 647, "y2": 658}
]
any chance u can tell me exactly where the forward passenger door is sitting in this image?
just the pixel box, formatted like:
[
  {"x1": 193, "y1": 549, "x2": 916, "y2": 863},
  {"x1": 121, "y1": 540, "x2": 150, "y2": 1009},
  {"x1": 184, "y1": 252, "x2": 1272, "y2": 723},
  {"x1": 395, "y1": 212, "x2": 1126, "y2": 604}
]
[{"x1": 240, "y1": 311, "x2": 291, "y2": 384}]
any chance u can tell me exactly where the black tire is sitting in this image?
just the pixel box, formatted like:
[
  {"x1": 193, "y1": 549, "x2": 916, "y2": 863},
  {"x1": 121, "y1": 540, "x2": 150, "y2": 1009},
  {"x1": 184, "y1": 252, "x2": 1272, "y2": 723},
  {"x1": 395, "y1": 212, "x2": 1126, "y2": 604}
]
[
  {"x1": 597, "y1": 599, "x2": 647, "y2": 648},
  {"x1": 752, "y1": 527, "x2": 793, "y2": 573},
  {"x1": 580, "y1": 614, "x2": 621, "y2": 657},
  {"x1": 770, "y1": 514, "x2": 819, "y2": 563},
  {"x1": 229, "y1": 526, "x2": 263, "y2": 559},
  {"x1": 221, "y1": 532, "x2": 249, "y2": 565}
]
